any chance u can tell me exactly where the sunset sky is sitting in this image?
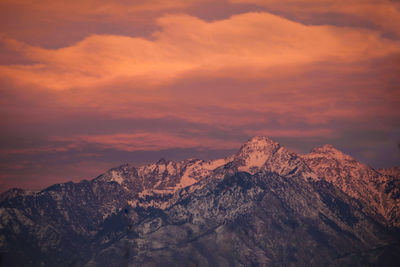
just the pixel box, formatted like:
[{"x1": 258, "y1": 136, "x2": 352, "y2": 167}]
[{"x1": 0, "y1": 0, "x2": 399, "y2": 192}]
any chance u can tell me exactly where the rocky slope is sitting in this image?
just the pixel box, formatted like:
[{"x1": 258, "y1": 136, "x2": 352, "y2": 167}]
[
  {"x1": 302, "y1": 145, "x2": 400, "y2": 227},
  {"x1": 0, "y1": 136, "x2": 399, "y2": 266},
  {"x1": 87, "y1": 172, "x2": 399, "y2": 266},
  {"x1": 379, "y1": 167, "x2": 400, "y2": 179}
]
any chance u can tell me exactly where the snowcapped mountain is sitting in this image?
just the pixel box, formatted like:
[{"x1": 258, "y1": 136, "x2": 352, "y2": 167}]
[
  {"x1": 0, "y1": 136, "x2": 399, "y2": 266},
  {"x1": 95, "y1": 136, "x2": 312, "y2": 194},
  {"x1": 302, "y1": 144, "x2": 400, "y2": 227}
]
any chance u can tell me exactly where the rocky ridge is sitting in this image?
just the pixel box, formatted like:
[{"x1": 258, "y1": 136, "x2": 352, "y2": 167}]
[
  {"x1": 0, "y1": 136, "x2": 399, "y2": 266},
  {"x1": 302, "y1": 144, "x2": 400, "y2": 227}
]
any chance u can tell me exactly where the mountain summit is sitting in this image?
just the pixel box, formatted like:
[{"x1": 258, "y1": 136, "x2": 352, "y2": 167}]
[
  {"x1": 237, "y1": 136, "x2": 281, "y2": 156},
  {"x1": 0, "y1": 136, "x2": 399, "y2": 266}
]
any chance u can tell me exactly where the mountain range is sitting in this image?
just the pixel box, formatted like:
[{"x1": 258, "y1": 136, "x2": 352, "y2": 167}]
[{"x1": 0, "y1": 136, "x2": 399, "y2": 266}]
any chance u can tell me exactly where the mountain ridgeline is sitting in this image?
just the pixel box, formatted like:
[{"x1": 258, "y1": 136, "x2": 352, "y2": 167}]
[{"x1": 0, "y1": 137, "x2": 399, "y2": 266}]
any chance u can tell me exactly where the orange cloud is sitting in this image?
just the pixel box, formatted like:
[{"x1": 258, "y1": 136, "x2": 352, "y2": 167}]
[{"x1": 1, "y1": 11, "x2": 399, "y2": 91}]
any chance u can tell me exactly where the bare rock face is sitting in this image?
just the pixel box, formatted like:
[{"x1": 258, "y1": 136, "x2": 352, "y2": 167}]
[{"x1": 0, "y1": 136, "x2": 399, "y2": 266}]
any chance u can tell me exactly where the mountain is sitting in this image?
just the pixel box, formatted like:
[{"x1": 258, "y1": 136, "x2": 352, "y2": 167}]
[
  {"x1": 0, "y1": 136, "x2": 399, "y2": 266},
  {"x1": 379, "y1": 167, "x2": 400, "y2": 179},
  {"x1": 302, "y1": 145, "x2": 400, "y2": 227}
]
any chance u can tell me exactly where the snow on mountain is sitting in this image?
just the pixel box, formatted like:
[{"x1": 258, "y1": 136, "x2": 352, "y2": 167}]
[
  {"x1": 236, "y1": 136, "x2": 281, "y2": 169},
  {"x1": 89, "y1": 136, "x2": 399, "y2": 226},
  {"x1": 3, "y1": 136, "x2": 398, "y2": 227},
  {"x1": 1, "y1": 136, "x2": 400, "y2": 266},
  {"x1": 215, "y1": 136, "x2": 314, "y2": 181},
  {"x1": 95, "y1": 136, "x2": 303, "y2": 196},
  {"x1": 302, "y1": 144, "x2": 400, "y2": 227},
  {"x1": 379, "y1": 166, "x2": 400, "y2": 179}
]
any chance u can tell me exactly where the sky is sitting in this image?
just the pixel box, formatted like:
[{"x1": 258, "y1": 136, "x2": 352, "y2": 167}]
[{"x1": 0, "y1": 0, "x2": 399, "y2": 192}]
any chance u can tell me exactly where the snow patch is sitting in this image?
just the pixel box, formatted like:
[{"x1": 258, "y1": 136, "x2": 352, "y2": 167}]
[
  {"x1": 204, "y1": 158, "x2": 229, "y2": 170},
  {"x1": 127, "y1": 200, "x2": 137, "y2": 207},
  {"x1": 109, "y1": 171, "x2": 124, "y2": 184},
  {"x1": 177, "y1": 172, "x2": 197, "y2": 188}
]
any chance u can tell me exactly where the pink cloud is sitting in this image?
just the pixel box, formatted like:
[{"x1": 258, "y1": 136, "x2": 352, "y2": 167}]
[{"x1": 1, "y1": 12, "x2": 399, "y2": 91}]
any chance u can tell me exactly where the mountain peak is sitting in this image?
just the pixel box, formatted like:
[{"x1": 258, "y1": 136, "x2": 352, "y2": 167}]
[
  {"x1": 235, "y1": 136, "x2": 281, "y2": 166},
  {"x1": 230, "y1": 136, "x2": 307, "y2": 175},
  {"x1": 246, "y1": 136, "x2": 279, "y2": 145},
  {"x1": 96, "y1": 164, "x2": 138, "y2": 185},
  {"x1": 319, "y1": 144, "x2": 340, "y2": 151},
  {"x1": 240, "y1": 136, "x2": 281, "y2": 153},
  {"x1": 309, "y1": 144, "x2": 353, "y2": 161}
]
